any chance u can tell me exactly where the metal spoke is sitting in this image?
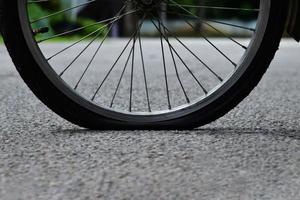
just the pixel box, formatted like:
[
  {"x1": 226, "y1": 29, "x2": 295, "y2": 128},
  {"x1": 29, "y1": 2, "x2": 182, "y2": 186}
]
[
  {"x1": 74, "y1": 5, "x2": 129, "y2": 89},
  {"x1": 47, "y1": 19, "x2": 116, "y2": 61},
  {"x1": 162, "y1": 8, "x2": 247, "y2": 49},
  {"x1": 74, "y1": 22, "x2": 116, "y2": 90},
  {"x1": 138, "y1": 32, "x2": 151, "y2": 112},
  {"x1": 151, "y1": 19, "x2": 208, "y2": 95},
  {"x1": 161, "y1": 2, "x2": 237, "y2": 67},
  {"x1": 59, "y1": 6, "x2": 129, "y2": 77},
  {"x1": 38, "y1": 9, "x2": 138, "y2": 43},
  {"x1": 158, "y1": 18, "x2": 172, "y2": 110},
  {"x1": 166, "y1": 0, "x2": 255, "y2": 32},
  {"x1": 182, "y1": 19, "x2": 237, "y2": 67},
  {"x1": 92, "y1": 16, "x2": 146, "y2": 101},
  {"x1": 151, "y1": 11, "x2": 224, "y2": 81},
  {"x1": 167, "y1": 3, "x2": 260, "y2": 12},
  {"x1": 166, "y1": 34, "x2": 190, "y2": 104},
  {"x1": 59, "y1": 28, "x2": 105, "y2": 77},
  {"x1": 30, "y1": 0, "x2": 97, "y2": 23},
  {"x1": 162, "y1": 25, "x2": 225, "y2": 80},
  {"x1": 200, "y1": 21, "x2": 248, "y2": 50},
  {"x1": 129, "y1": 32, "x2": 137, "y2": 112},
  {"x1": 110, "y1": 39, "x2": 136, "y2": 108},
  {"x1": 28, "y1": 0, "x2": 49, "y2": 3}
]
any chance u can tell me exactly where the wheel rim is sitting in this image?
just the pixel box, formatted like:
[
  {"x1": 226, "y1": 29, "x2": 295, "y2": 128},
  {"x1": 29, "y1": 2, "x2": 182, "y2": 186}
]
[{"x1": 18, "y1": 0, "x2": 270, "y2": 123}]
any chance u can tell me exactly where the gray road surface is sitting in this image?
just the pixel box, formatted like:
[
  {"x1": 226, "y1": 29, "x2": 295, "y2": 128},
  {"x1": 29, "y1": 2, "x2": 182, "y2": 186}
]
[{"x1": 0, "y1": 40, "x2": 300, "y2": 200}]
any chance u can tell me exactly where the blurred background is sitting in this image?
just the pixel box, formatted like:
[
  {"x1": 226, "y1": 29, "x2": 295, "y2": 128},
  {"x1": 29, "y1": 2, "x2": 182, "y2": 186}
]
[{"x1": 28, "y1": 0, "x2": 259, "y2": 40}]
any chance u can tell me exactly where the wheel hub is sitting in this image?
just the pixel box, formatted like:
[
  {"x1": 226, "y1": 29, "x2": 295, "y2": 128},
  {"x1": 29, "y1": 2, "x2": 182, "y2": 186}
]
[
  {"x1": 132, "y1": 0, "x2": 163, "y2": 11},
  {"x1": 141, "y1": 0, "x2": 154, "y2": 5}
]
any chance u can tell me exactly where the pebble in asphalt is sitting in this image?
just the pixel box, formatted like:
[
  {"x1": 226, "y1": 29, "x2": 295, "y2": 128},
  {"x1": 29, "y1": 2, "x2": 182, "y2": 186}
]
[{"x1": 0, "y1": 40, "x2": 300, "y2": 200}]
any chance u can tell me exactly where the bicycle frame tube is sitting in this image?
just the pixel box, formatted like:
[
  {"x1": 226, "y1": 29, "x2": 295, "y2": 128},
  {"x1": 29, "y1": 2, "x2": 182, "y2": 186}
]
[{"x1": 287, "y1": 0, "x2": 300, "y2": 41}]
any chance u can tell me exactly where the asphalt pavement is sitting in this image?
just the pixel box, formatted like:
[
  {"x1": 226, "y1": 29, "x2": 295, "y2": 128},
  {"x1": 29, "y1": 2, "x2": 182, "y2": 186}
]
[{"x1": 0, "y1": 40, "x2": 300, "y2": 200}]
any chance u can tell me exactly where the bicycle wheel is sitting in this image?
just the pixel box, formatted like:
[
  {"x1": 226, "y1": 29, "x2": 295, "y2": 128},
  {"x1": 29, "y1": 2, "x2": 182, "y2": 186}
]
[{"x1": 0, "y1": 0, "x2": 288, "y2": 129}]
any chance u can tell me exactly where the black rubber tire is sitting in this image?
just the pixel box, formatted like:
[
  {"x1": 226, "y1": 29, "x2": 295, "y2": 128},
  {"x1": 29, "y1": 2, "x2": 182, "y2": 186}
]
[{"x1": 0, "y1": 0, "x2": 288, "y2": 130}]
